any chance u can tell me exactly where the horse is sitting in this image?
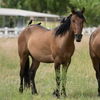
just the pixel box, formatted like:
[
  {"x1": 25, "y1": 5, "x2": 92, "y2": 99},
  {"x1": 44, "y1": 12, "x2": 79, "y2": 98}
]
[
  {"x1": 89, "y1": 27, "x2": 100, "y2": 96},
  {"x1": 18, "y1": 8, "x2": 85, "y2": 98}
]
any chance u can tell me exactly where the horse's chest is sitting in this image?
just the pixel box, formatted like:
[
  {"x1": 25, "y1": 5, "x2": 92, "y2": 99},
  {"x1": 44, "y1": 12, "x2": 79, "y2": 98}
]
[
  {"x1": 61, "y1": 48, "x2": 74, "y2": 58},
  {"x1": 52, "y1": 45, "x2": 74, "y2": 63}
]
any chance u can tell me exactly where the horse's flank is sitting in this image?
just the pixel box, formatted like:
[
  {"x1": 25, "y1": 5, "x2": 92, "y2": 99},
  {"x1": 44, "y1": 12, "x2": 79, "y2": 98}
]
[
  {"x1": 89, "y1": 27, "x2": 100, "y2": 58},
  {"x1": 89, "y1": 26, "x2": 100, "y2": 96}
]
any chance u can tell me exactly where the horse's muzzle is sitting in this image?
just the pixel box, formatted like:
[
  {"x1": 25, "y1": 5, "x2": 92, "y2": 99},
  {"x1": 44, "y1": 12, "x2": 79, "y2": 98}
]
[{"x1": 75, "y1": 34, "x2": 83, "y2": 42}]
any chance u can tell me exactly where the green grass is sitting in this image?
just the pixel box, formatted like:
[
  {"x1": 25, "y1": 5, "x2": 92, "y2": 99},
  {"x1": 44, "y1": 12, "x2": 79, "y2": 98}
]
[{"x1": 0, "y1": 36, "x2": 100, "y2": 100}]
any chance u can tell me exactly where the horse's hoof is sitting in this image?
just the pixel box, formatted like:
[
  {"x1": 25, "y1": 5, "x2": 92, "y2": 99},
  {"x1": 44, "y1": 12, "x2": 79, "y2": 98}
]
[
  {"x1": 98, "y1": 93, "x2": 100, "y2": 96},
  {"x1": 19, "y1": 87, "x2": 23, "y2": 93},
  {"x1": 32, "y1": 91, "x2": 38, "y2": 95},
  {"x1": 61, "y1": 91, "x2": 67, "y2": 97},
  {"x1": 24, "y1": 83, "x2": 30, "y2": 89},
  {"x1": 53, "y1": 90, "x2": 60, "y2": 98},
  {"x1": 61, "y1": 93, "x2": 67, "y2": 97},
  {"x1": 32, "y1": 92, "x2": 38, "y2": 95}
]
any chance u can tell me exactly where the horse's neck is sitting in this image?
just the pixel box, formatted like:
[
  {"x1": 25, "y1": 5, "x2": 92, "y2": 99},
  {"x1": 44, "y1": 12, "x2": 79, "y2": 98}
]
[{"x1": 62, "y1": 30, "x2": 75, "y2": 47}]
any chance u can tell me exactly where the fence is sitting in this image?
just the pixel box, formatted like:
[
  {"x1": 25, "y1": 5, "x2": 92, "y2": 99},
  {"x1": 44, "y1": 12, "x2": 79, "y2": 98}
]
[
  {"x1": 0, "y1": 27, "x2": 23, "y2": 37},
  {"x1": 0, "y1": 27, "x2": 97, "y2": 37},
  {"x1": 82, "y1": 27, "x2": 96, "y2": 35}
]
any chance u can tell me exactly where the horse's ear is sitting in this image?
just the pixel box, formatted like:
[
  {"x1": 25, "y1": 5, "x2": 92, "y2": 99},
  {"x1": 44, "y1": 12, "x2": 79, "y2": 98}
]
[
  {"x1": 71, "y1": 8, "x2": 76, "y2": 14},
  {"x1": 81, "y1": 7, "x2": 85, "y2": 13}
]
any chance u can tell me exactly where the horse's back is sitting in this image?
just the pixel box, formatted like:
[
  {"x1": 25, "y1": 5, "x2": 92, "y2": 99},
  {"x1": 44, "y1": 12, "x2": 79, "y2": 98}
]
[
  {"x1": 90, "y1": 27, "x2": 100, "y2": 58},
  {"x1": 18, "y1": 24, "x2": 51, "y2": 45}
]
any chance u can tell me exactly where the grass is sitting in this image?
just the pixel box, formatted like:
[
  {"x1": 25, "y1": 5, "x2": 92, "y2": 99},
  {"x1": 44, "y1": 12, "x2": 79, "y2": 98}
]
[{"x1": 0, "y1": 36, "x2": 100, "y2": 100}]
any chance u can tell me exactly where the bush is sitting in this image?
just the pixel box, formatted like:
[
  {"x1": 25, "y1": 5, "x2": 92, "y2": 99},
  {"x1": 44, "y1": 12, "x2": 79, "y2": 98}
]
[{"x1": 70, "y1": 0, "x2": 100, "y2": 27}]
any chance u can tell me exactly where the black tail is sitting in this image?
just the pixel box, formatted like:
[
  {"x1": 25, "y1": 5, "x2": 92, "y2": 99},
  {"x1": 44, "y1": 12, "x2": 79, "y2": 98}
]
[{"x1": 24, "y1": 56, "x2": 30, "y2": 88}]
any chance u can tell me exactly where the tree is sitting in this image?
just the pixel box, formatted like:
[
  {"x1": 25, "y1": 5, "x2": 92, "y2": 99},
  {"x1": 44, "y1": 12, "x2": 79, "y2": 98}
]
[
  {"x1": 70, "y1": 0, "x2": 100, "y2": 26},
  {"x1": 1, "y1": 0, "x2": 100, "y2": 26},
  {"x1": 47, "y1": 0, "x2": 70, "y2": 15},
  {"x1": 1, "y1": 0, "x2": 20, "y2": 8}
]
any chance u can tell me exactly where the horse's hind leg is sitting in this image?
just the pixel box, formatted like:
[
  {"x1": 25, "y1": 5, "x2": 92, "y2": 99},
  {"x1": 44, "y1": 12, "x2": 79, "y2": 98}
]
[
  {"x1": 96, "y1": 62, "x2": 100, "y2": 96},
  {"x1": 19, "y1": 57, "x2": 25, "y2": 93},
  {"x1": 19, "y1": 54, "x2": 30, "y2": 93},
  {"x1": 29, "y1": 59, "x2": 40, "y2": 94},
  {"x1": 91, "y1": 57, "x2": 100, "y2": 96}
]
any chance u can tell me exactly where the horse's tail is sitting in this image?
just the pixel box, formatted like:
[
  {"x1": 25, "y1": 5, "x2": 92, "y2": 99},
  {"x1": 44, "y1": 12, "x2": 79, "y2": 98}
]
[{"x1": 23, "y1": 56, "x2": 30, "y2": 88}]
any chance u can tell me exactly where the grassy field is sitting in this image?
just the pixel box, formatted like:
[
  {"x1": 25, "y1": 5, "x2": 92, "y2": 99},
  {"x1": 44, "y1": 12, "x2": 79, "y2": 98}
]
[{"x1": 0, "y1": 36, "x2": 100, "y2": 100}]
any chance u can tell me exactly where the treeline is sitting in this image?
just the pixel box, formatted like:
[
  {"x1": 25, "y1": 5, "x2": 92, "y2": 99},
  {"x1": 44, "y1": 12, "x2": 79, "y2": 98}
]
[{"x1": 1, "y1": 0, "x2": 100, "y2": 26}]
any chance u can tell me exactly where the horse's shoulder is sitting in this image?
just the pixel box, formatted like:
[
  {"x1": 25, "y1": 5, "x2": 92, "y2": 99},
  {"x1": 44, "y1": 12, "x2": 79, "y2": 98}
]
[
  {"x1": 90, "y1": 27, "x2": 100, "y2": 48},
  {"x1": 94, "y1": 27, "x2": 100, "y2": 33},
  {"x1": 91, "y1": 27, "x2": 100, "y2": 38}
]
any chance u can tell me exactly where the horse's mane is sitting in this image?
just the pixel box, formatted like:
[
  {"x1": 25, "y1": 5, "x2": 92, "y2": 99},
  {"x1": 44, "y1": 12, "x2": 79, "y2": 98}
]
[
  {"x1": 55, "y1": 15, "x2": 72, "y2": 36},
  {"x1": 55, "y1": 11, "x2": 85, "y2": 36}
]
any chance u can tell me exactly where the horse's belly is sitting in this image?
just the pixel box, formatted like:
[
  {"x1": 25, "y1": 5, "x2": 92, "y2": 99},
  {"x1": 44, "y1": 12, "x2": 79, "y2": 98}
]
[
  {"x1": 28, "y1": 45, "x2": 54, "y2": 63},
  {"x1": 31, "y1": 52, "x2": 54, "y2": 63}
]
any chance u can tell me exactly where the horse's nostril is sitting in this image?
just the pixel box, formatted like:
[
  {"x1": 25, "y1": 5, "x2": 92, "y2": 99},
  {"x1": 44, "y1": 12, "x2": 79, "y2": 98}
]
[
  {"x1": 76, "y1": 39, "x2": 81, "y2": 42},
  {"x1": 80, "y1": 34, "x2": 83, "y2": 38},
  {"x1": 75, "y1": 34, "x2": 83, "y2": 42},
  {"x1": 75, "y1": 34, "x2": 83, "y2": 38}
]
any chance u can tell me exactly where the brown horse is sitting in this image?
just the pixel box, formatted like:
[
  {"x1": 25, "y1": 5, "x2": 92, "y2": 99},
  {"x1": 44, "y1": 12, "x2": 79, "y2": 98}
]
[
  {"x1": 89, "y1": 27, "x2": 100, "y2": 96},
  {"x1": 18, "y1": 8, "x2": 85, "y2": 98}
]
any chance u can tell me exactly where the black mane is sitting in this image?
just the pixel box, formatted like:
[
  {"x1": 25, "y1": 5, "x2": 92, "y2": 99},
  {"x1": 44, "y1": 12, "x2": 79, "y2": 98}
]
[
  {"x1": 55, "y1": 15, "x2": 72, "y2": 36},
  {"x1": 75, "y1": 11, "x2": 85, "y2": 19},
  {"x1": 55, "y1": 11, "x2": 85, "y2": 36}
]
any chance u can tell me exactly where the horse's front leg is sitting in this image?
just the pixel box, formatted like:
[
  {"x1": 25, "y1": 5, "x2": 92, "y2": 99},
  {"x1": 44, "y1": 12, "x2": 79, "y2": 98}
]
[
  {"x1": 53, "y1": 63, "x2": 61, "y2": 98},
  {"x1": 61, "y1": 59, "x2": 71, "y2": 97}
]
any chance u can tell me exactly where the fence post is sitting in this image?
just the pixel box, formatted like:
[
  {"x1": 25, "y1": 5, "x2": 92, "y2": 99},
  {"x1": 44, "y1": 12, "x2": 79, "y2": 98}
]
[
  {"x1": 5, "y1": 27, "x2": 8, "y2": 36},
  {"x1": 15, "y1": 27, "x2": 18, "y2": 36}
]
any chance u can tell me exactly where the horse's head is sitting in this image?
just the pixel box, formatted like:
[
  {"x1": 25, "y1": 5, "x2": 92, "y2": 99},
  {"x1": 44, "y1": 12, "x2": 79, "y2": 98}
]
[{"x1": 70, "y1": 8, "x2": 86, "y2": 42}]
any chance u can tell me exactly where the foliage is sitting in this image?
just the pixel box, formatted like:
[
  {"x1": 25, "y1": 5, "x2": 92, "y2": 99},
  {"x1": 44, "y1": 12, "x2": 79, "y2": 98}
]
[
  {"x1": 70, "y1": 0, "x2": 100, "y2": 26},
  {"x1": 0, "y1": 0, "x2": 100, "y2": 26},
  {"x1": 0, "y1": 0, "x2": 70, "y2": 15}
]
